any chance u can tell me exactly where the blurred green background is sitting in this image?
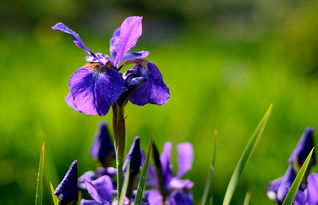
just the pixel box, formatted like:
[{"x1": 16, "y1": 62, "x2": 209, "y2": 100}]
[{"x1": 1, "y1": 0, "x2": 318, "y2": 204}]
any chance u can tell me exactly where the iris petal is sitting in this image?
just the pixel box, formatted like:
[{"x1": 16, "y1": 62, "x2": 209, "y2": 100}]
[
  {"x1": 176, "y1": 143, "x2": 193, "y2": 178},
  {"x1": 54, "y1": 160, "x2": 78, "y2": 203},
  {"x1": 68, "y1": 67, "x2": 126, "y2": 116},
  {"x1": 124, "y1": 62, "x2": 170, "y2": 106},
  {"x1": 52, "y1": 23, "x2": 96, "y2": 57},
  {"x1": 113, "y1": 16, "x2": 143, "y2": 67},
  {"x1": 85, "y1": 176, "x2": 113, "y2": 203},
  {"x1": 120, "y1": 51, "x2": 150, "y2": 62},
  {"x1": 289, "y1": 127, "x2": 316, "y2": 167},
  {"x1": 90, "y1": 122, "x2": 115, "y2": 163},
  {"x1": 307, "y1": 173, "x2": 318, "y2": 205}
]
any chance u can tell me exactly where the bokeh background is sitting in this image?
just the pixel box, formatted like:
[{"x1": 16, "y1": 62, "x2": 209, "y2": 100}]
[{"x1": 1, "y1": 0, "x2": 318, "y2": 204}]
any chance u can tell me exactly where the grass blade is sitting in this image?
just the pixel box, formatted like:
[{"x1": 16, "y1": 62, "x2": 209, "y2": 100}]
[
  {"x1": 201, "y1": 130, "x2": 218, "y2": 205},
  {"x1": 134, "y1": 136, "x2": 153, "y2": 205},
  {"x1": 119, "y1": 160, "x2": 130, "y2": 205},
  {"x1": 49, "y1": 182, "x2": 58, "y2": 205},
  {"x1": 222, "y1": 104, "x2": 272, "y2": 205},
  {"x1": 243, "y1": 192, "x2": 251, "y2": 205},
  {"x1": 35, "y1": 142, "x2": 45, "y2": 205},
  {"x1": 282, "y1": 148, "x2": 314, "y2": 205}
]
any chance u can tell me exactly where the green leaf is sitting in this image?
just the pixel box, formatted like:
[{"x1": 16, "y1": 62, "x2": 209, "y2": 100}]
[
  {"x1": 201, "y1": 131, "x2": 217, "y2": 205},
  {"x1": 243, "y1": 192, "x2": 251, "y2": 205},
  {"x1": 282, "y1": 148, "x2": 314, "y2": 205},
  {"x1": 134, "y1": 136, "x2": 153, "y2": 205},
  {"x1": 49, "y1": 182, "x2": 58, "y2": 205},
  {"x1": 35, "y1": 142, "x2": 45, "y2": 205},
  {"x1": 222, "y1": 104, "x2": 272, "y2": 205},
  {"x1": 118, "y1": 160, "x2": 130, "y2": 205}
]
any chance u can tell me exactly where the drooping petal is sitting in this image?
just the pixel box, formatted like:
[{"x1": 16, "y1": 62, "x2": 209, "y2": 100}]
[
  {"x1": 120, "y1": 51, "x2": 149, "y2": 62},
  {"x1": 124, "y1": 62, "x2": 170, "y2": 106},
  {"x1": 90, "y1": 122, "x2": 115, "y2": 165},
  {"x1": 267, "y1": 177, "x2": 282, "y2": 201},
  {"x1": 277, "y1": 166, "x2": 296, "y2": 202},
  {"x1": 54, "y1": 160, "x2": 78, "y2": 203},
  {"x1": 113, "y1": 16, "x2": 143, "y2": 67},
  {"x1": 52, "y1": 23, "x2": 96, "y2": 57},
  {"x1": 79, "y1": 170, "x2": 96, "y2": 189},
  {"x1": 169, "y1": 191, "x2": 194, "y2": 205},
  {"x1": 65, "y1": 92, "x2": 78, "y2": 111},
  {"x1": 109, "y1": 28, "x2": 120, "y2": 59},
  {"x1": 68, "y1": 67, "x2": 126, "y2": 116},
  {"x1": 176, "y1": 143, "x2": 193, "y2": 178},
  {"x1": 123, "y1": 136, "x2": 142, "y2": 175},
  {"x1": 289, "y1": 127, "x2": 316, "y2": 168},
  {"x1": 85, "y1": 176, "x2": 113, "y2": 203},
  {"x1": 307, "y1": 173, "x2": 318, "y2": 205}
]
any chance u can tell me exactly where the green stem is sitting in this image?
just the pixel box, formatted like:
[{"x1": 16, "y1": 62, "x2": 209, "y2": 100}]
[{"x1": 112, "y1": 103, "x2": 126, "y2": 199}]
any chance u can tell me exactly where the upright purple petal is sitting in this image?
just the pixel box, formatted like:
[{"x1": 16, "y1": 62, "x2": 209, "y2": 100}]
[
  {"x1": 113, "y1": 16, "x2": 143, "y2": 66},
  {"x1": 90, "y1": 122, "x2": 115, "y2": 164},
  {"x1": 123, "y1": 136, "x2": 142, "y2": 175},
  {"x1": 85, "y1": 176, "x2": 113, "y2": 203},
  {"x1": 109, "y1": 28, "x2": 120, "y2": 59},
  {"x1": 68, "y1": 66, "x2": 126, "y2": 116},
  {"x1": 289, "y1": 127, "x2": 316, "y2": 168},
  {"x1": 124, "y1": 62, "x2": 170, "y2": 106},
  {"x1": 54, "y1": 160, "x2": 78, "y2": 203},
  {"x1": 176, "y1": 143, "x2": 193, "y2": 178},
  {"x1": 52, "y1": 23, "x2": 96, "y2": 57},
  {"x1": 307, "y1": 173, "x2": 318, "y2": 205}
]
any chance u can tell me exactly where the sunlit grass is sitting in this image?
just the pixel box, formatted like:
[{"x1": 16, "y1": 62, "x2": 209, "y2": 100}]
[{"x1": 1, "y1": 30, "x2": 318, "y2": 204}]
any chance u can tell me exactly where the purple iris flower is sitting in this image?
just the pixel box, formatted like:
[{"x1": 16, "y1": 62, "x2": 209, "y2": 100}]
[
  {"x1": 267, "y1": 127, "x2": 316, "y2": 204},
  {"x1": 52, "y1": 16, "x2": 170, "y2": 116},
  {"x1": 90, "y1": 121, "x2": 115, "y2": 167},
  {"x1": 147, "y1": 142, "x2": 194, "y2": 205},
  {"x1": 54, "y1": 160, "x2": 78, "y2": 203}
]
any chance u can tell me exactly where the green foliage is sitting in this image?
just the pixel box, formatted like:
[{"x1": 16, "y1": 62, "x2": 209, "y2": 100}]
[
  {"x1": 49, "y1": 182, "x2": 58, "y2": 205},
  {"x1": 201, "y1": 132, "x2": 217, "y2": 205},
  {"x1": 134, "y1": 137, "x2": 152, "y2": 205},
  {"x1": 35, "y1": 142, "x2": 45, "y2": 205},
  {"x1": 222, "y1": 105, "x2": 272, "y2": 205},
  {"x1": 119, "y1": 160, "x2": 130, "y2": 205},
  {"x1": 2, "y1": 28, "x2": 318, "y2": 204}
]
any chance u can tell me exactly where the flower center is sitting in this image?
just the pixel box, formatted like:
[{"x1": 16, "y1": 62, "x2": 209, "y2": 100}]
[{"x1": 86, "y1": 62, "x2": 114, "y2": 72}]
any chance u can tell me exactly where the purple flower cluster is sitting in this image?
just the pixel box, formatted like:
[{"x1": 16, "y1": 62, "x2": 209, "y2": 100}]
[
  {"x1": 54, "y1": 122, "x2": 195, "y2": 205},
  {"x1": 267, "y1": 127, "x2": 318, "y2": 204},
  {"x1": 52, "y1": 16, "x2": 170, "y2": 116}
]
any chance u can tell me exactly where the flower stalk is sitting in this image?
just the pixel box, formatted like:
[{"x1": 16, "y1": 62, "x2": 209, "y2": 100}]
[{"x1": 112, "y1": 102, "x2": 126, "y2": 198}]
